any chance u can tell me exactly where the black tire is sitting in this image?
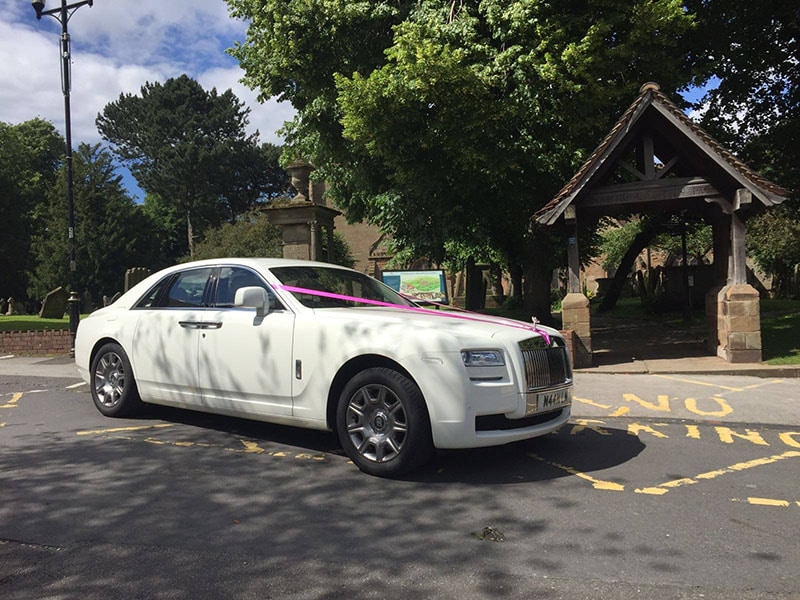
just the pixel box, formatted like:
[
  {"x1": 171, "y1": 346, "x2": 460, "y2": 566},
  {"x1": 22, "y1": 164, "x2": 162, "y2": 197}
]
[
  {"x1": 90, "y1": 342, "x2": 143, "y2": 417},
  {"x1": 336, "y1": 367, "x2": 433, "y2": 477}
]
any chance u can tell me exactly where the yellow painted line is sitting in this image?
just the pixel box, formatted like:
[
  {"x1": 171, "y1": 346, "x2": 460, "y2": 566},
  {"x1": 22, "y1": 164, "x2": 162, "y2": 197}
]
[
  {"x1": 528, "y1": 453, "x2": 624, "y2": 491},
  {"x1": 747, "y1": 497, "x2": 791, "y2": 507},
  {"x1": 609, "y1": 406, "x2": 630, "y2": 417},
  {"x1": 76, "y1": 423, "x2": 174, "y2": 436},
  {"x1": 240, "y1": 440, "x2": 265, "y2": 454},
  {"x1": 106, "y1": 432, "x2": 326, "y2": 462},
  {"x1": 573, "y1": 397, "x2": 611, "y2": 409},
  {"x1": 636, "y1": 450, "x2": 800, "y2": 496},
  {"x1": 0, "y1": 392, "x2": 23, "y2": 409},
  {"x1": 653, "y1": 374, "x2": 743, "y2": 392}
]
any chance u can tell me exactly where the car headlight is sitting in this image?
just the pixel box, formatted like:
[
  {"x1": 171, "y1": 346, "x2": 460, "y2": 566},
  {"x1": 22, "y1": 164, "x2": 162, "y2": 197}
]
[{"x1": 461, "y1": 349, "x2": 505, "y2": 367}]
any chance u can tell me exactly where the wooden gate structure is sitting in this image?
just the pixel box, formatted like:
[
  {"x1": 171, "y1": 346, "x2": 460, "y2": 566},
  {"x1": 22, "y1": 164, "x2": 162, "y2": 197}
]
[{"x1": 536, "y1": 83, "x2": 791, "y2": 366}]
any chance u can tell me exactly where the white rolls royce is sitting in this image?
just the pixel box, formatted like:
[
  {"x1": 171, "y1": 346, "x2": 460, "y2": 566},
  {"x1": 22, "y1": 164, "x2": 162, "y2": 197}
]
[{"x1": 75, "y1": 258, "x2": 572, "y2": 477}]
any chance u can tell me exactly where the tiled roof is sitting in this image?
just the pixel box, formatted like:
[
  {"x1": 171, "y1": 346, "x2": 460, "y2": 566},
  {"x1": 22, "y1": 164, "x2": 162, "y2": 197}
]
[{"x1": 535, "y1": 83, "x2": 791, "y2": 225}]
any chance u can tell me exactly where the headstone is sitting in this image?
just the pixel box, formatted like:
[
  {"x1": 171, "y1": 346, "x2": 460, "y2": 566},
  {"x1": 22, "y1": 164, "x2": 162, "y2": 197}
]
[
  {"x1": 125, "y1": 267, "x2": 151, "y2": 291},
  {"x1": 39, "y1": 287, "x2": 69, "y2": 319},
  {"x1": 6, "y1": 297, "x2": 18, "y2": 316},
  {"x1": 0, "y1": 298, "x2": 6, "y2": 315}
]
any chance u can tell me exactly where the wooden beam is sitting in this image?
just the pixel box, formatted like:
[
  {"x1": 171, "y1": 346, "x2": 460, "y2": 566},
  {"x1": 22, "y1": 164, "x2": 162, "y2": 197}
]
[{"x1": 582, "y1": 177, "x2": 718, "y2": 210}]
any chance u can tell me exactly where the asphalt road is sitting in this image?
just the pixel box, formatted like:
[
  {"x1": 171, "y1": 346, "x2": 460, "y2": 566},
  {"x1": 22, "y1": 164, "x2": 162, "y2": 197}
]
[{"x1": 1, "y1": 371, "x2": 799, "y2": 599}]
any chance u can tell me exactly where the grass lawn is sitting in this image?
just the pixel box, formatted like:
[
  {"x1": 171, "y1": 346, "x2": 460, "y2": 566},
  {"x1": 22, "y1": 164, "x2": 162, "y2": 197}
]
[{"x1": 0, "y1": 315, "x2": 88, "y2": 332}]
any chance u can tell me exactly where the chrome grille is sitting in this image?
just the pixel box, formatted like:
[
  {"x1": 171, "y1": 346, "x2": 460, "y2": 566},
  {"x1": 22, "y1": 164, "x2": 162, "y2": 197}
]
[{"x1": 521, "y1": 344, "x2": 571, "y2": 390}]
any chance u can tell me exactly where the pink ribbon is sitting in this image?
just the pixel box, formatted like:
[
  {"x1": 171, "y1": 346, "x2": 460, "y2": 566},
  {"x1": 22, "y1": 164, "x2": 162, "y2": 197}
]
[{"x1": 277, "y1": 284, "x2": 551, "y2": 344}]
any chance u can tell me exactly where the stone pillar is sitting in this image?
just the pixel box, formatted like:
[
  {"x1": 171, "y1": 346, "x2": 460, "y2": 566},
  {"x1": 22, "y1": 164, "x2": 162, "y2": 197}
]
[
  {"x1": 716, "y1": 283, "x2": 762, "y2": 363},
  {"x1": 561, "y1": 292, "x2": 592, "y2": 367}
]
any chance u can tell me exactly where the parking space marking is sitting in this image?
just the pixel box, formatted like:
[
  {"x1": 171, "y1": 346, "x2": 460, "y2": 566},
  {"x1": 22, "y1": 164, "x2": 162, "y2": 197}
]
[
  {"x1": 653, "y1": 374, "x2": 744, "y2": 392},
  {"x1": 76, "y1": 423, "x2": 175, "y2": 436},
  {"x1": 635, "y1": 450, "x2": 800, "y2": 496},
  {"x1": 528, "y1": 453, "x2": 625, "y2": 491},
  {"x1": 573, "y1": 397, "x2": 612, "y2": 409},
  {"x1": 0, "y1": 392, "x2": 23, "y2": 410},
  {"x1": 66, "y1": 382, "x2": 86, "y2": 389},
  {"x1": 744, "y1": 497, "x2": 800, "y2": 508}
]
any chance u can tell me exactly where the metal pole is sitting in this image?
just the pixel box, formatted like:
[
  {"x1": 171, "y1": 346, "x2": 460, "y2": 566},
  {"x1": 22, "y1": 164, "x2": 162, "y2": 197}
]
[
  {"x1": 59, "y1": 0, "x2": 80, "y2": 357},
  {"x1": 34, "y1": 0, "x2": 95, "y2": 357}
]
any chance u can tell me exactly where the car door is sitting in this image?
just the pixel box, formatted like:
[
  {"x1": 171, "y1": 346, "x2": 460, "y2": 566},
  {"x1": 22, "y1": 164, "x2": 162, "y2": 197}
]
[
  {"x1": 131, "y1": 267, "x2": 215, "y2": 405},
  {"x1": 197, "y1": 266, "x2": 295, "y2": 417}
]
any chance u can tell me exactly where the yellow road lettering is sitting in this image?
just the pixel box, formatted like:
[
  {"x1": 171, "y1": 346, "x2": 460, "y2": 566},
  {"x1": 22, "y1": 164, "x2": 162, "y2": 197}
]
[
  {"x1": 779, "y1": 432, "x2": 800, "y2": 449},
  {"x1": 715, "y1": 426, "x2": 769, "y2": 446},
  {"x1": 609, "y1": 406, "x2": 630, "y2": 417},
  {"x1": 685, "y1": 425, "x2": 701, "y2": 439},
  {"x1": 570, "y1": 419, "x2": 612, "y2": 436},
  {"x1": 685, "y1": 396, "x2": 733, "y2": 418},
  {"x1": 623, "y1": 393, "x2": 671, "y2": 412},
  {"x1": 628, "y1": 422, "x2": 669, "y2": 439}
]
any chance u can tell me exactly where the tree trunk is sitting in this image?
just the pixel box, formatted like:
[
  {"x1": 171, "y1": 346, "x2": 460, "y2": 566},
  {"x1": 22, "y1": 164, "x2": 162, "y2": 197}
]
[
  {"x1": 598, "y1": 227, "x2": 660, "y2": 312},
  {"x1": 522, "y1": 260, "x2": 554, "y2": 326}
]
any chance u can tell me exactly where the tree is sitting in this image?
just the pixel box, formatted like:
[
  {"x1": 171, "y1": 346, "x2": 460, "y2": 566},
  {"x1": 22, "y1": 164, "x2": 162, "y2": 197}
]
[
  {"x1": 188, "y1": 210, "x2": 283, "y2": 261},
  {"x1": 226, "y1": 0, "x2": 697, "y2": 321},
  {"x1": 97, "y1": 75, "x2": 283, "y2": 258},
  {"x1": 0, "y1": 119, "x2": 63, "y2": 305},
  {"x1": 28, "y1": 144, "x2": 158, "y2": 305},
  {"x1": 687, "y1": 0, "x2": 799, "y2": 296}
]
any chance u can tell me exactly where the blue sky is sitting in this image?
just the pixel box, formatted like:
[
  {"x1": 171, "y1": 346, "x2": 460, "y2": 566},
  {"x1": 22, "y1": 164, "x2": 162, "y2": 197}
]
[
  {"x1": 0, "y1": 0, "x2": 294, "y2": 201},
  {"x1": 1, "y1": 0, "x2": 711, "y2": 202}
]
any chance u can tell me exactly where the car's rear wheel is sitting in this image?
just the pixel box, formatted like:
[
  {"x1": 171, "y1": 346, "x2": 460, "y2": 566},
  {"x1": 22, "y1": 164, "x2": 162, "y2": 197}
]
[
  {"x1": 336, "y1": 367, "x2": 433, "y2": 477},
  {"x1": 90, "y1": 343, "x2": 142, "y2": 417}
]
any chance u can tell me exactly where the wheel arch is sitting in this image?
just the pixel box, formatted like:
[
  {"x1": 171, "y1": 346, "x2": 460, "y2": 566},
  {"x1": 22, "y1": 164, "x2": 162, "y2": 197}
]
[
  {"x1": 326, "y1": 354, "x2": 425, "y2": 431},
  {"x1": 89, "y1": 337, "x2": 134, "y2": 375}
]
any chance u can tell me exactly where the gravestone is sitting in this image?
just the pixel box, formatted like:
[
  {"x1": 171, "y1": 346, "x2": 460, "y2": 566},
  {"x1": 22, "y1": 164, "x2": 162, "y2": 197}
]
[
  {"x1": 0, "y1": 298, "x2": 6, "y2": 315},
  {"x1": 6, "y1": 297, "x2": 18, "y2": 316},
  {"x1": 39, "y1": 287, "x2": 68, "y2": 318}
]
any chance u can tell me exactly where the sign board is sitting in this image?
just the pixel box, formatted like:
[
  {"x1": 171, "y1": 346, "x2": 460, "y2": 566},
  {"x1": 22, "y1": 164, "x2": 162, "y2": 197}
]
[{"x1": 381, "y1": 270, "x2": 449, "y2": 304}]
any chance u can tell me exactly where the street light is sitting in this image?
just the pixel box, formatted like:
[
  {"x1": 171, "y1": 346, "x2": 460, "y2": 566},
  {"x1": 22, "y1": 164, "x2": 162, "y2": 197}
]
[{"x1": 32, "y1": 0, "x2": 94, "y2": 357}]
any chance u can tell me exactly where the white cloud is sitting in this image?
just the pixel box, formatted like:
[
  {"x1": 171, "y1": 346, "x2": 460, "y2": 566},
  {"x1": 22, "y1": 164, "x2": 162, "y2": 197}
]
[{"x1": 0, "y1": 0, "x2": 294, "y2": 148}]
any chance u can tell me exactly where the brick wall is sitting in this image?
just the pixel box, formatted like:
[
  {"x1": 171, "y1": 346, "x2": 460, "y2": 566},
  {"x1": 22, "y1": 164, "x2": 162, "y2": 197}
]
[{"x1": 0, "y1": 330, "x2": 71, "y2": 356}]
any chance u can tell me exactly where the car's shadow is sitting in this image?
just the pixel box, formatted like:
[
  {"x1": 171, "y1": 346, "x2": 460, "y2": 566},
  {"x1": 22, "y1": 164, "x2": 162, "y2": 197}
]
[{"x1": 132, "y1": 404, "x2": 645, "y2": 485}]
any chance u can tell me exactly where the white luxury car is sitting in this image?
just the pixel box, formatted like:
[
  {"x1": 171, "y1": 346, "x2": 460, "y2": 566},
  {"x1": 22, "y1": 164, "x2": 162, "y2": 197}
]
[{"x1": 75, "y1": 258, "x2": 573, "y2": 477}]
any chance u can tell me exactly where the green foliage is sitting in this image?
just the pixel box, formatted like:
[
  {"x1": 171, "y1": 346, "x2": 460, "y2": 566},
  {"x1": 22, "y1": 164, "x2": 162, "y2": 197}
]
[
  {"x1": 97, "y1": 75, "x2": 290, "y2": 257},
  {"x1": 324, "y1": 232, "x2": 356, "y2": 269},
  {"x1": 0, "y1": 119, "x2": 63, "y2": 302},
  {"x1": 225, "y1": 0, "x2": 696, "y2": 317},
  {"x1": 27, "y1": 144, "x2": 158, "y2": 303},
  {"x1": 187, "y1": 210, "x2": 283, "y2": 261}
]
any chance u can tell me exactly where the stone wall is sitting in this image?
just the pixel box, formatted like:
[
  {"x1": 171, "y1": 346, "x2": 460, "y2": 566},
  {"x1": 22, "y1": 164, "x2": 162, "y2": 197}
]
[{"x1": 0, "y1": 330, "x2": 71, "y2": 356}]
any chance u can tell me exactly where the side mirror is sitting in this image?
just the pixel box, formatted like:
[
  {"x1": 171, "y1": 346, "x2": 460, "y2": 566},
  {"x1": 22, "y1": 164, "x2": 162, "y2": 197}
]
[{"x1": 234, "y1": 286, "x2": 270, "y2": 318}]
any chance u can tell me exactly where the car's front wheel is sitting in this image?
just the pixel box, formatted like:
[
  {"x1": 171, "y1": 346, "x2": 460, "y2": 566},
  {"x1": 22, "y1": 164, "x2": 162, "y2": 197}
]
[
  {"x1": 90, "y1": 343, "x2": 143, "y2": 417},
  {"x1": 336, "y1": 367, "x2": 433, "y2": 477}
]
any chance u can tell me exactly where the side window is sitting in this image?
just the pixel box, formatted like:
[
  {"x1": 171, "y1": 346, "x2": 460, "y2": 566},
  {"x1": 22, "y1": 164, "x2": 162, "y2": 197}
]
[
  {"x1": 214, "y1": 267, "x2": 282, "y2": 310},
  {"x1": 165, "y1": 268, "x2": 214, "y2": 308},
  {"x1": 135, "y1": 276, "x2": 171, "y2": 309}
]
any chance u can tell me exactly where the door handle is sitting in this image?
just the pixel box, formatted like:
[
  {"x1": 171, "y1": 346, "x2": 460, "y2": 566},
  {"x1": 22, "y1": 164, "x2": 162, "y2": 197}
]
[{"x1": 178, "y1": 321, "x2": 223, "y2": 330}]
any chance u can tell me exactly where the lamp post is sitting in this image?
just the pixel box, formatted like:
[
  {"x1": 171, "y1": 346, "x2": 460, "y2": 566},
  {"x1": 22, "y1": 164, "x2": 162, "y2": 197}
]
[{"x1": 32, "y1": 0, "x2": 94, "y2": 357}]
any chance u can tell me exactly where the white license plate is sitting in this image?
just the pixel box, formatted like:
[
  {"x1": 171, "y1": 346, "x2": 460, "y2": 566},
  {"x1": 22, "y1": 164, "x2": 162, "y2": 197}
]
[{"x1": 527, "y1": 389, "x2": 570, "y2": 415}]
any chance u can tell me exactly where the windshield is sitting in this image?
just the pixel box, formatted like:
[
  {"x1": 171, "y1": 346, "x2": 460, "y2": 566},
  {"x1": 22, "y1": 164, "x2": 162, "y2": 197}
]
[{"x1": 270, "y1": 266, "x2": 415, "y2": 309}]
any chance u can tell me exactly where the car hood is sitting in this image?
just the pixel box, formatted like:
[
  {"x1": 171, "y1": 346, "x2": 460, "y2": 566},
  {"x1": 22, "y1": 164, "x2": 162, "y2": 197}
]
[{"x1": 314, "y1": 306, "x2": 558, "y2": 344}]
